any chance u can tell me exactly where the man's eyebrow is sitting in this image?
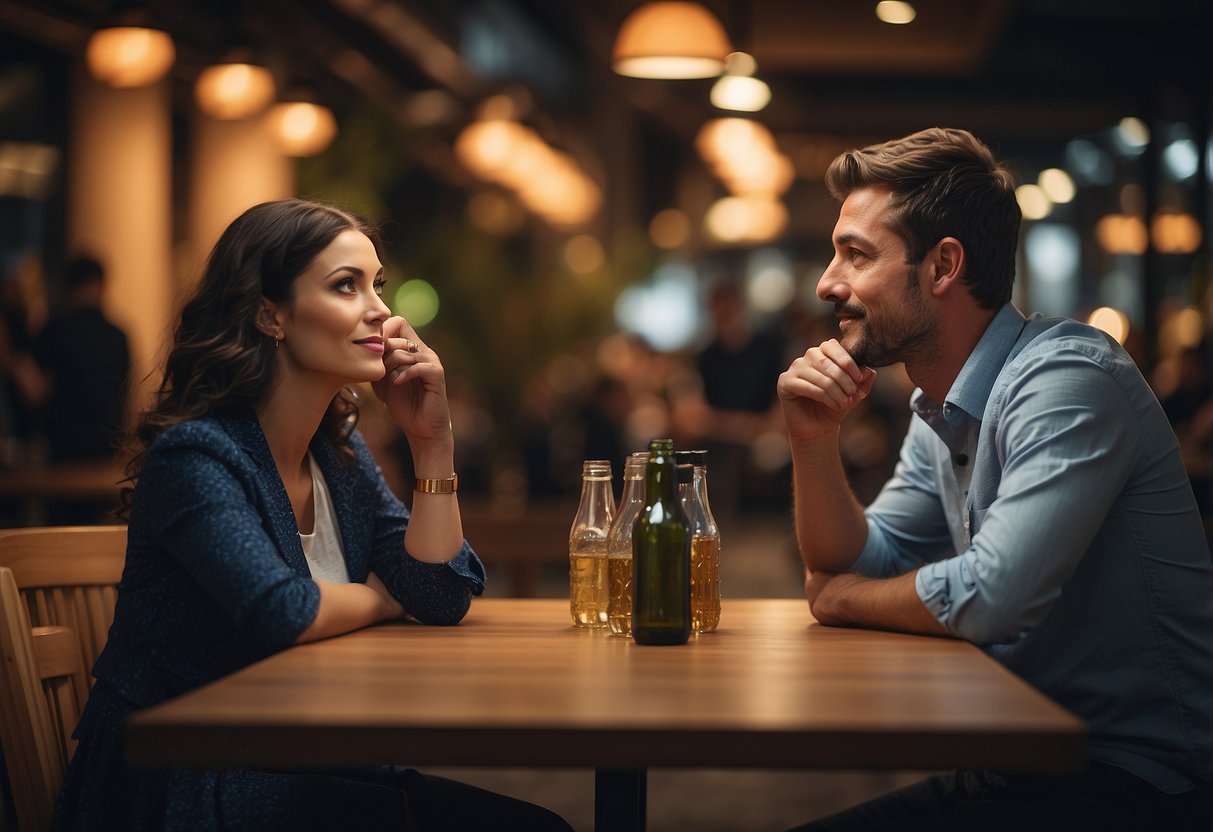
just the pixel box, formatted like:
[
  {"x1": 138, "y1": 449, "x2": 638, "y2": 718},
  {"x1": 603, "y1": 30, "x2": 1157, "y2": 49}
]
[{"x1": 834, "y1": 231, "x2": 875, "y2": 249}]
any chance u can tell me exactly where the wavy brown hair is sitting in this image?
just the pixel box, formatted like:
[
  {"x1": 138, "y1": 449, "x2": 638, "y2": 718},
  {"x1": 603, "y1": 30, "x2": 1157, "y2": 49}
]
[
  {"x1": 825, "y1": 127, "x2": 1020, "y2": 310},
  {"x1": 120, "y1": 199, "x2": 381, "y2": 515}
]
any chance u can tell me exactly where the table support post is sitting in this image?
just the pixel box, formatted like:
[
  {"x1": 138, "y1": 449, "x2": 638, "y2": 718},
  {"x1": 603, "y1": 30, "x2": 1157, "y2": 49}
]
[{"x1": 595, "y1": 767, "x2": 646, "y2": 832}]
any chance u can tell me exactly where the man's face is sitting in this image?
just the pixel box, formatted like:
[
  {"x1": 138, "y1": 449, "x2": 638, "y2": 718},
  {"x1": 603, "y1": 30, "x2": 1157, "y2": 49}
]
[{"x1": 817, "y1": 186, "x2": 935, "y2": 368}]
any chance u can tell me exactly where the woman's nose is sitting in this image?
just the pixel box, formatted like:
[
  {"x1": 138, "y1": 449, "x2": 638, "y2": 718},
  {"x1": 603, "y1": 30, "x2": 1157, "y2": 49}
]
[{"x1": 366, "y1": 292, "x2": 391, "y2": 322}]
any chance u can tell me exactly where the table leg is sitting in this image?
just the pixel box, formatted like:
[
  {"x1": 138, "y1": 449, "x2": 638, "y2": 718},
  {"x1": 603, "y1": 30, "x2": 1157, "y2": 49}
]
[{"x1": 594, "y1": 767, "x2": 646, "y2": 832}]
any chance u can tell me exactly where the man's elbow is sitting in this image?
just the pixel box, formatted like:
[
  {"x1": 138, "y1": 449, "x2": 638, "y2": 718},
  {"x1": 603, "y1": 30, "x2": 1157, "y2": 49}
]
[{"x1": 948, "y1": 603, "x2": 1029, "y2": 646}]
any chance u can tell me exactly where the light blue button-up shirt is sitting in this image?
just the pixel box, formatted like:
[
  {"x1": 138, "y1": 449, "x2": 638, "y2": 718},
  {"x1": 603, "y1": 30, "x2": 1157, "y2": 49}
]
[{"x1": 853, "y1": 303, "x2": 1212, "y2": 792}]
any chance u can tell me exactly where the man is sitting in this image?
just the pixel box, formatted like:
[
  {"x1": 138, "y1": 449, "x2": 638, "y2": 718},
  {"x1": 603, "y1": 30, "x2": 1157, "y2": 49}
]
[
  {"x1": 778, "y1": 128, "x2": 1211, "y2": 831},
  {"x1": 695, "y1": 280, "x2": 785, "y2": 519},
  {"x1": 30, "y1": 254, "x2": 130, "y2": 463}
]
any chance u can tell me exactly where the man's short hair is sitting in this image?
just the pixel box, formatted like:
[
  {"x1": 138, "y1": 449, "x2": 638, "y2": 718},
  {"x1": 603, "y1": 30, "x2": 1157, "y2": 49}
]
[
  {"x1": 65, "y1": 255, "x2": 105, "y2": 290},
  {"x1": 824, "y1": 128, "x2": 1020, "y2": 309}
]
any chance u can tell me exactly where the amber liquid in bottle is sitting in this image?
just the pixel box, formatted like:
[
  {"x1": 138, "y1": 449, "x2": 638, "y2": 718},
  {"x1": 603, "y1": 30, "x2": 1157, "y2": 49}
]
[
  {"x1": 569, "y1": 460, "x2": 615, "y2": 627},
  {"x1": 607, "y1": 452, "x2": 648, "y2": 636},
  {"x1": 678, "y1": 449, "x2": 720, "y2": 634}
]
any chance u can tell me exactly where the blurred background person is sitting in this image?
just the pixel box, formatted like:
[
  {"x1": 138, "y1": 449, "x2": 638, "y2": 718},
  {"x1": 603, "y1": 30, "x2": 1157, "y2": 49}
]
[
  {"x1": 27, "y1": 254, "x2": 131, "y2": 463},
  {"x1": 692, "y1": 280, "x2": 785, "y2": 520}
]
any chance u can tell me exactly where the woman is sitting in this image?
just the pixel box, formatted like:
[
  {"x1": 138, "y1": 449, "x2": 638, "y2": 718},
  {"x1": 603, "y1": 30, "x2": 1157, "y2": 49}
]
[{"x1": 54, "y1": 199, "x2": 571, "y2": 831}]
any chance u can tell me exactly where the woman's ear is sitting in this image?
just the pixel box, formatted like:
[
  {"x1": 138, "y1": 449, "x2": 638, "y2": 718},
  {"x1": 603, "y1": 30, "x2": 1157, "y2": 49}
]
[
  {"x1": 254, "y1": 298, "x2": 283, "y2": 340},
  {"x1": 927, "y1": 237, "x2": 966, "y2": 297}
]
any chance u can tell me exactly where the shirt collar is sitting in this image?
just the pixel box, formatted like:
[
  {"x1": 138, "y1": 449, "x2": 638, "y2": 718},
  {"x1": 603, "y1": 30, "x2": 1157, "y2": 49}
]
[{"x1": 911, "y1": 302, "x2": 1026, "y2": 443}]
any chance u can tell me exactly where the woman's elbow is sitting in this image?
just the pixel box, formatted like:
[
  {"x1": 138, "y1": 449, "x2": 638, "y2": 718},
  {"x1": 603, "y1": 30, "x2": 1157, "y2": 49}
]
[{"x1": 410, "y1": 590, "x2": 473, "y2": 626}]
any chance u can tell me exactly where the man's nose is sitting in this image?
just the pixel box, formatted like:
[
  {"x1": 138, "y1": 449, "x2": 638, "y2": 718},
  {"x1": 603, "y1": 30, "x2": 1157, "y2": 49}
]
[{"x1": 817, "y1": 263, "x2": 848, "y2": 303}]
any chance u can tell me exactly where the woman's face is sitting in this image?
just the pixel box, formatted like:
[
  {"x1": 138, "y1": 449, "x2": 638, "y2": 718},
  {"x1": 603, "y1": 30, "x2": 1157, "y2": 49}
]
[{"x1": 268, "y1": 229, "x2": 392, "y2": 387}]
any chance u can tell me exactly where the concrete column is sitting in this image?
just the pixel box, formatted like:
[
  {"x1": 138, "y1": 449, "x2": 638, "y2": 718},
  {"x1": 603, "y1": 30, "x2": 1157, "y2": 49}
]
[
  {"x1": 186, "y1": 113, "x2": 294, "y2": 288},
  {"x1": 68, "y1": 69, "x2": 173, "y2": 412}
]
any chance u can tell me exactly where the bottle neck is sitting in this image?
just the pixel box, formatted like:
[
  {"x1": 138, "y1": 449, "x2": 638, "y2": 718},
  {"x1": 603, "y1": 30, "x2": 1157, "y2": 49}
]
[
  {"x1": 645, "y1": 457, "x2": 676, "y2": 504},
  {"x1": 619, "y1": 472, "x2": 644, "y2": 505},
  {"x1": 690, "y1": 466, "x2": 717, "y2": 535},
  {"x1": 692, "y1": 465, "x2": 711, "y2": 511},
  {"x1": 575, "y1": 465, "x2": 615, "y2": 530}
]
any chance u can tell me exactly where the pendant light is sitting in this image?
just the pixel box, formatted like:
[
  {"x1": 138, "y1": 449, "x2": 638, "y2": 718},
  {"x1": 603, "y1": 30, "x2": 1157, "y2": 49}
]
[
  {"x1": 86, "y1": 24, "x2": 175, "y2": 88},
  {"x1": 612, "y1": 2, "x2": 732, "y2": 79},
  {"x1": 266, "y1": 88, "x2": 338, "y2": 157},
  {"x1": 195, "y1": 50, "x2": 276, "y2": 120}
]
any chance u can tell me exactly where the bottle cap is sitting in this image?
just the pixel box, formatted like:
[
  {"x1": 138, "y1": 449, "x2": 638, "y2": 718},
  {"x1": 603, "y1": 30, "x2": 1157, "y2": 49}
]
[
  {"x1": 675, "y1": 449, "x2": 707, "y2": 466},
  {"x1": 582, "y1": 459, "x2": 612, "y2": 478}
]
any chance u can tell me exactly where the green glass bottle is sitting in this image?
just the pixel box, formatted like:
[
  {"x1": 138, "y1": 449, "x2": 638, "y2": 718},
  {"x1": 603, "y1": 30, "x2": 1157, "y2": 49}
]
[{"x1": 631, "y1": 438, "x2": 691, "y2": 645}]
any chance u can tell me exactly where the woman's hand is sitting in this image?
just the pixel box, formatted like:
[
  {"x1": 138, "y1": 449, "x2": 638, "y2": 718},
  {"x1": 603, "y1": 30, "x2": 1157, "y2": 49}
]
[
  {"x1": 372, "y1": 316, "x2": 453, "y2": 446},
  {"x1": 365, "y1": 570, "x2": 404, "y2": 619}
]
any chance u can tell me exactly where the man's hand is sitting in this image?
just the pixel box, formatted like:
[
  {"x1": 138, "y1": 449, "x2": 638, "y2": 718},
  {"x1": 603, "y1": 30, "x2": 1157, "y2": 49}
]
[{"x1": 778, "y1": 339, "x2": 877, "y2": 442}]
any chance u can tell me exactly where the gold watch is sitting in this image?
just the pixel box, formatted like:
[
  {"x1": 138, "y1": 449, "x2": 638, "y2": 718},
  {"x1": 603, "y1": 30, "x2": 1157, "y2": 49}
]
[{"x1": 414, "y1": 474, "x2": 458, "y2": 494}]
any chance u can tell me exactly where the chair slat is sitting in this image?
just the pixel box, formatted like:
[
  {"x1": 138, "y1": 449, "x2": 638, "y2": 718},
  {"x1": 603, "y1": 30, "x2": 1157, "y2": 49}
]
[
  {"x1": 0, "y1": 527, "x2": 125, "y2": 832},
  {"x1": 0, "y1": 568, "x2": 67, "y2": 832}
]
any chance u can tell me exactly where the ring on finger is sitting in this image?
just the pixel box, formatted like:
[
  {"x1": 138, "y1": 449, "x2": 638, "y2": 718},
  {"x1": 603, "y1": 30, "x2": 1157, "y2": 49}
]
[{"x1": 404, "y1": 338, "x2": 419, "y2": 353}]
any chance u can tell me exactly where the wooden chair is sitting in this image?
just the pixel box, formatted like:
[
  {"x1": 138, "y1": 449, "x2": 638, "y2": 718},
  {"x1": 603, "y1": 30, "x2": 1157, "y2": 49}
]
[
  {"x1": 0, "y1": 525, "x2": 126, "y2": 832},
  {"x1": 460, "y1": 501, "x2": 573, "y2": 596}
]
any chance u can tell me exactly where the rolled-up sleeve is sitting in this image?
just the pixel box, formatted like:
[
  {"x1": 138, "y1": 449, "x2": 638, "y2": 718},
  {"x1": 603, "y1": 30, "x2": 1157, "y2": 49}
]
[
  {"x1": 855, "y1": 418, "x2": 954, "y2": 578},
  {"x1": 357, "y1": 440, "x2": 486, "y2": 626},
  {"x1": 914, "y1": 346, "x2": 1140, "y2": 645}
]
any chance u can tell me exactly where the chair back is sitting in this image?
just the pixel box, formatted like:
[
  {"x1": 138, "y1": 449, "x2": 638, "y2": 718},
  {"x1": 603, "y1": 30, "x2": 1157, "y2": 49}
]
[
  {"x1": 0, "y1": 526, "x2": 126, "y2": 832},
  {"x1": 0, "y1": 525, "x2": 126, "y2": 705}
]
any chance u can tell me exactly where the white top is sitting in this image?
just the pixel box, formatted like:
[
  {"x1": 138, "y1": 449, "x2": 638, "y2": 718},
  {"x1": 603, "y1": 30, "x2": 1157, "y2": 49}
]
[{"x1": 298, "y1": 453, "x2": 350, "y2": 583}]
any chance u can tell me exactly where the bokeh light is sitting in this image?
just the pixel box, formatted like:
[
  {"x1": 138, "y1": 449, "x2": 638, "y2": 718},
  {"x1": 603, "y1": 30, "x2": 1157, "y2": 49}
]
[
  {"x1": 1095, "y1": 215, "x2": 1148, "y2": 255},
  {"x1": 649, "y1": 208, "x2": 691, "y2": 249},
  {"x1": 1037, "y1": 168, "x2": 1075, "y2": 204},
  {"x1": 614, "y1": 262, "x2": 699, "y2": 351},
  {"x1": 564, "y1": 234, "x2": 605, "y2": 274},
  {"x1": 1015, "y1": 184, "x2": 1051, "y2": 220},
  {"x1": 394, "y1": 278, "x2": 439, "y2": 327},
  {"x1": 1087, "y1": 306, "x2": 1129, "y2": 344},
  {"x1": 1065, "y1": 139, "x2": 1113, "y2": 185},
  {"x1": 1113, "y1": 116, "x2": 1150, "y2": 157},
  {"x1": 1151, "y1": 213, "x2": 1202, "y2": 254},
  {"x1": 1163, "y1": 139, "x2": 1199, "y2": 181},
  {"x1": 875, "y1": 1, "x2": 917, "y2": 24},
  {"x1": 746, "y1": 248, "x2": 795, "y2": 313}
]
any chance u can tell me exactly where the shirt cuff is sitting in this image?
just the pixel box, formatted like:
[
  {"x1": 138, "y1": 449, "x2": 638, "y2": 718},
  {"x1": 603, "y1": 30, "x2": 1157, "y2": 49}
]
[
  {"x1": 915, "y1": 560, "x2": 953, "y2": 628},
  {"x1": 443, "y1": 542, "x2": 487, "y2": 595}
]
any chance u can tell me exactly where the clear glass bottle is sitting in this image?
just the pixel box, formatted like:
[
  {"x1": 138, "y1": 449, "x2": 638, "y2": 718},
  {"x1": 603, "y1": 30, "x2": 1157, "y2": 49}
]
[
  {"x1": 606, "y1": 451, "x2": 649, "y2": 636},
  {"x1": 632, "y1": 439, "x2": 690, "y2": 645},
  {"x1": 677, "y1": 449, "x2": 720, "y2": 633},
  {"x1": 569, "y1": 459, "x2": 615, "y2": 627}
]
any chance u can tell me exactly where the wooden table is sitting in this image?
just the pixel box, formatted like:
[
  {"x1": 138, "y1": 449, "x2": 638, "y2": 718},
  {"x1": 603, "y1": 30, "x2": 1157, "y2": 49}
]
[
  {"x1": 126, "y1": 598, "x2": 1085, "y2": 831},
  {"x1": 0, "y1": 460, "x2": 125, "y2": 525}
]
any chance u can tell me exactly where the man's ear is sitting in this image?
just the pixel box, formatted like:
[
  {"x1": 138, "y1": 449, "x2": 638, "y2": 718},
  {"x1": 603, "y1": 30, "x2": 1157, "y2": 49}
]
[
  {"x1": 254, "y1": 298, "x2": 283, "y2": 339},
  {"x1": 927, "y1": 237, "x2": 965, "y2": 297}
]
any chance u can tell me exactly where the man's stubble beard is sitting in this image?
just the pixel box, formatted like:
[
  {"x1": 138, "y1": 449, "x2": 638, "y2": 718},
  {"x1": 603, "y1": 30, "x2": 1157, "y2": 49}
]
[{"x1": 844, "y1": 267, "x2": 934, "y2": 369}]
